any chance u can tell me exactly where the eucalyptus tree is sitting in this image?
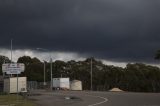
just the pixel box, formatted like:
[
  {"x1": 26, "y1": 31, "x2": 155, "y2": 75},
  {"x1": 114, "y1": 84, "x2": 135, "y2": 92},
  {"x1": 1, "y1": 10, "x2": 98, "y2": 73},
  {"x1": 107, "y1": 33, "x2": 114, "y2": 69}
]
[
  {"x1": 155, "y1": 50, "x2": 160, "y2": 60},
  {"x1": 17, "y1": 56, "x2": 43, "y2": 81},
  {"x1": 0, "y1": 55, "x2": 11, "y2": 75}
]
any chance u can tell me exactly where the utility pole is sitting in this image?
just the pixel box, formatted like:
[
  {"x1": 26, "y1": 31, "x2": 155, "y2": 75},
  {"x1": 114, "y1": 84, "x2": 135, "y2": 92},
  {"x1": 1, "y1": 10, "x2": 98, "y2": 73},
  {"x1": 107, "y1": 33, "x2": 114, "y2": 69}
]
[
  {"x1": 50, "y1": 58, "x2": 52, "y2": 91},
  {"x1": 11, "y1": 39, "x2": 12, "y2": 63},
  {"x1": 36, "y1": 48, "x2": 53, "y2": 91},
  {"x1": 43, "y1": 61, "x2": 46, "y2": 86},
  {"x1": 91, "y1": 58, "x2": 93, "y2": 91},
  {"x1": 11, "y1": 39, "x2": 13, "y2": 77}
]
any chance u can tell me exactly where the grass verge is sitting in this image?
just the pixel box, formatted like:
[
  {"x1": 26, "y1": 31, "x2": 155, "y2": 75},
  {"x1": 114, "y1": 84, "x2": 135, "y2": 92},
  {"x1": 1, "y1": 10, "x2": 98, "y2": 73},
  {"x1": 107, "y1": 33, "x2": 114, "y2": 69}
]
[{"x1": 0, "y1": 94, "x2": 37, "y2": 106}]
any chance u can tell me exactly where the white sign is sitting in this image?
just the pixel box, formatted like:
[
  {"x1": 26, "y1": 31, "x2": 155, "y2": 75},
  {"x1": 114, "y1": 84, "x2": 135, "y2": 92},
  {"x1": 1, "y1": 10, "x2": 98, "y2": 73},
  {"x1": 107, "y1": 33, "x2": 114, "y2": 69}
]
[
  {"x1": 6, "y1": 70, "x2": 21, "y2": 74},
  {"x1": 2, "y1": 63, "x2": 25, "y2": 74}
]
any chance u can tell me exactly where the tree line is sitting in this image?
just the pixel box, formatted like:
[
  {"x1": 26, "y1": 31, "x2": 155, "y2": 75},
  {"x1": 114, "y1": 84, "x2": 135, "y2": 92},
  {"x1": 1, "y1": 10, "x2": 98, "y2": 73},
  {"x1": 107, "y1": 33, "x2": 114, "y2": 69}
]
[{"x1": 0, "y1": 55, "x2": 160, "y2": 92}]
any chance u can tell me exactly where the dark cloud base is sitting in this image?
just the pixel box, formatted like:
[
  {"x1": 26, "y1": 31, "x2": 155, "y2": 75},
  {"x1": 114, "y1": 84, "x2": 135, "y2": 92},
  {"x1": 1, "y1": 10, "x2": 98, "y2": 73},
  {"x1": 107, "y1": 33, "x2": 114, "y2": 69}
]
[{"x1": 0, "y1": 0, "x2": 160, "y2": 63}]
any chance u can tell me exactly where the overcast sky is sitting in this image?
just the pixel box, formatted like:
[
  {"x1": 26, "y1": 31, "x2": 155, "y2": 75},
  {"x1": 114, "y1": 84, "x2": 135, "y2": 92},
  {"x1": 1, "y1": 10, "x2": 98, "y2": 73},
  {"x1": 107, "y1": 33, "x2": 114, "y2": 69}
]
[{"x1": 0, "y1": 0, "x2": 160, "y2": 67}]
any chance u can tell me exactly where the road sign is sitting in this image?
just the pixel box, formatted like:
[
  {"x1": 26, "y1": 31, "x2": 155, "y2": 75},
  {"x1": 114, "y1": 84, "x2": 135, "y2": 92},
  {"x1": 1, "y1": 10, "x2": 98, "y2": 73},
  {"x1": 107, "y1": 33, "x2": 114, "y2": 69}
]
[
  {"x1": 6, "y1": 70, "x2": 21, "y2": 74},
  {"x1": 2, "y1": 63, "x2": 25, "y2": 74}
]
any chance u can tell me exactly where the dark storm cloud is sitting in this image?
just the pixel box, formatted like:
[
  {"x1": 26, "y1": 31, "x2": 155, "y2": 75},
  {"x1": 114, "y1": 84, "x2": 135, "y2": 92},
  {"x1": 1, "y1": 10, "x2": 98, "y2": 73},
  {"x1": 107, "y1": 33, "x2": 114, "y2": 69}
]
[{"x1": 0, "y1": 0, "x2": 160, "y2": 63}]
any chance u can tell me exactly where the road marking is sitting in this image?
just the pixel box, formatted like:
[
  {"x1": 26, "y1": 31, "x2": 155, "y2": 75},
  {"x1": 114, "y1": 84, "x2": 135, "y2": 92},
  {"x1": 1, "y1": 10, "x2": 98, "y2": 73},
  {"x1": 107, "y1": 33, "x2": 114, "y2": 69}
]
[
  {"x1": 45, "y1": 91, "x2": 109, "y2": 106},
  {"x1": 86, "y1": 95, "x2": 108, "y2": 106}
]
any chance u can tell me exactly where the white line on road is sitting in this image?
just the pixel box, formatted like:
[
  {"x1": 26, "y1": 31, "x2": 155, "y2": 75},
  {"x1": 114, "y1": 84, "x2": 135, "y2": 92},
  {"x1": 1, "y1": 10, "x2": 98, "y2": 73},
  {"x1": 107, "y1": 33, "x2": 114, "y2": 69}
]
[
  {"x1": 86, "y1": 95, "x2": 108, "y2": 106},
  {"x1": 45, "y1": 91, "x2": 109, "y2": 106}
]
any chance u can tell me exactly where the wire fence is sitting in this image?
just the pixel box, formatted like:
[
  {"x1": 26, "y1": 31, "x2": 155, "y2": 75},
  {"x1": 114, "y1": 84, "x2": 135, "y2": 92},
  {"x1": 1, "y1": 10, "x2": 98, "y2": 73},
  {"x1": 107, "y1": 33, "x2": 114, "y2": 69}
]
[{"x1": 27, "y1": 81, "x2": 51, "y2": 90}]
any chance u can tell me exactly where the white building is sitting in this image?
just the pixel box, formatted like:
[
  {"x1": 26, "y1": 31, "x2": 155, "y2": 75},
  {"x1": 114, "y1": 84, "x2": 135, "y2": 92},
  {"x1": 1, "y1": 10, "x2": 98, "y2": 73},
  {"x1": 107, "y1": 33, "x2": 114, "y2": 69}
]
[
  {"x1": 70, "y1": 80, "x2": 82, "y2": 91},
  {"x1": 4, "y1": 77, "x2": 27, "y2": 93}
]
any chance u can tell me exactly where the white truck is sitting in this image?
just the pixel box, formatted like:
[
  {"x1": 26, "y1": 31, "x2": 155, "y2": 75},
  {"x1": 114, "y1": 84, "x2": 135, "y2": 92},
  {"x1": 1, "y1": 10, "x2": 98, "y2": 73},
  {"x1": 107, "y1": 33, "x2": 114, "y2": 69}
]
[
  {"x1": 53, "y1": 78, "x2": 70, "y2": 90},
  {"x1": 4, "y1": 77, "x2": 27, "y2": 93}
]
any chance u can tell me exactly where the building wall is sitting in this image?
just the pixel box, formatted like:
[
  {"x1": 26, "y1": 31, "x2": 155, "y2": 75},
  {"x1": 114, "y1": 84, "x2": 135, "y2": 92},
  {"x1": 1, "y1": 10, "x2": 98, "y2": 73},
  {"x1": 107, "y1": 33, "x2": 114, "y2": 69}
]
[
  {"x1": 4, "y1": 77, "x2": 27, "y2": 93},
  {"x1": 70, "y1": 80, "x2": 82, "y2": 90}
]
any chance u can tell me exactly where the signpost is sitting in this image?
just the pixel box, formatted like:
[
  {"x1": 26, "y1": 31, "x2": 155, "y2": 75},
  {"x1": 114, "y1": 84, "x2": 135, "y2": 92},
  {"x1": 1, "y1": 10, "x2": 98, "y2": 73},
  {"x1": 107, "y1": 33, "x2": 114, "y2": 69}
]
[
  {"x1": 2, "y1": 63, "x2": 25, "y2": 74},
  {"x1": 2, "y1": 63, "x2": 25, "y2": 94}
]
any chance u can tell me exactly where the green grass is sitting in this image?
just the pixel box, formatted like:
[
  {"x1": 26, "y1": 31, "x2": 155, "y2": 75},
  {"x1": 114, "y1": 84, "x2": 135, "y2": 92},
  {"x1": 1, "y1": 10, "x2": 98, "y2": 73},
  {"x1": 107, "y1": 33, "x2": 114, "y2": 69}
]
[{"x1": 0, "y1": 94, "x2": 37, "y2": 106}]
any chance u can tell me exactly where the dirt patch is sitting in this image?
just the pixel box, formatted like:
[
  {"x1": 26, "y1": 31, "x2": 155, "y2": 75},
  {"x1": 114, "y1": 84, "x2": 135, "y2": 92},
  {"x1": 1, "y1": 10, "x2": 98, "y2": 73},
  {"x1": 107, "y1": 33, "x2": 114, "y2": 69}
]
[{"x1": 109, "y1": 88, "x2": 124, "y2": 92}]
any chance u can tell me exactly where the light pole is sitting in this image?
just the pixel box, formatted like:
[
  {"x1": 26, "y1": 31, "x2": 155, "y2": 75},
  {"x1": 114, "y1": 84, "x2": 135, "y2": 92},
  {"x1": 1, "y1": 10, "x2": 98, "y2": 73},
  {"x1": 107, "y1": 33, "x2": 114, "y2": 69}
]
[
  {"x1": 91, "y1": 58, "x2": 93, "y2": 91},
  {"x1": 43, "y1": 60, "x2": 46, "y2": 86},
  {"x1": 50, "y1": 58, "x2": 52, "y2": 91},
  {"x1": 36, "y1": 48, "x2": 53, "y2": 91},
  {"x1": 11, "y1": 39, "x2": 13, "y2": 63}
]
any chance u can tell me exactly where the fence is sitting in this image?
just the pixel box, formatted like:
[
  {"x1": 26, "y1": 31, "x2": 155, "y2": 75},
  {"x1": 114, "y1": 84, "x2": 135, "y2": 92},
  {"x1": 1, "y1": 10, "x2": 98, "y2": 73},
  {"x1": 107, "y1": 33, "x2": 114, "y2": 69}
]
[{"x1": 27, "y1": 81, "x2": 51, "y2": 90}]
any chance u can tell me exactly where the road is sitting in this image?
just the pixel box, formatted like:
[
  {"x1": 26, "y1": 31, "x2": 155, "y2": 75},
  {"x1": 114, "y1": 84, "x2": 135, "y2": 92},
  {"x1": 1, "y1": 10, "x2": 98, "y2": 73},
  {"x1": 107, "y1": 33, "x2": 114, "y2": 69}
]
[{"x1": 28, "y1": 90, "x2": 160, "y2": 106}]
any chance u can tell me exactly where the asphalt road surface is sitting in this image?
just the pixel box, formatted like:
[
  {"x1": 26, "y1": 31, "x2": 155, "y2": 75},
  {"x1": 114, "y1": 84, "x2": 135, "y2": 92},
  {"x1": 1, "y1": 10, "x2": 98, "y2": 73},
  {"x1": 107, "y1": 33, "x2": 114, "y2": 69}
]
[{"x1": 28, "y1": 90, "x2": 160, "y2": 106}]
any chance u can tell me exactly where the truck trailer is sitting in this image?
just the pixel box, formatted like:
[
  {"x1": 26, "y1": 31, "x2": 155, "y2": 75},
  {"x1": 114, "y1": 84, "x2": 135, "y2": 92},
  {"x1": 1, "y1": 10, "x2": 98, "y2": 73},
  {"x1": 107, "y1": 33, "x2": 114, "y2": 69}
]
[{"x1": 53, "y1": 78, "x2": 70, "y2": 90}]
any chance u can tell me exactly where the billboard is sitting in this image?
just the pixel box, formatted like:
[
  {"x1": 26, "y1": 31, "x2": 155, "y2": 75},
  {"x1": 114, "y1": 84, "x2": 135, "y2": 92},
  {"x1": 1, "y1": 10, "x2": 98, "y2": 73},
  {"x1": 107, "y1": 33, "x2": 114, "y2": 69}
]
[{"x1": 2, "y1": 63, "x2": 25, "y2": 74}]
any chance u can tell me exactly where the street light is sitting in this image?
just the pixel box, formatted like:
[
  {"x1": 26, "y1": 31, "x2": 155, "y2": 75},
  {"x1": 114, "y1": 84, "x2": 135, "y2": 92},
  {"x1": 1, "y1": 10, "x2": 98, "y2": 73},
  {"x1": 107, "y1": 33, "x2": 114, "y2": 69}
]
[
  {"x1": 50, "y1": 58, "x2": 53, "y2": 91},
  {"x1": 36, "y1": 48, "x2": 53, "y2": 91},
  {"x1": 91, "y1": 58, "x2": 93, "y2": 91},
  {"x1": 43, "y1": 60, "x2": 46, "y2": 86}
]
